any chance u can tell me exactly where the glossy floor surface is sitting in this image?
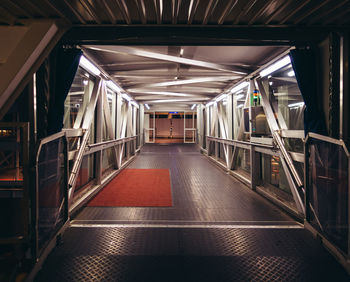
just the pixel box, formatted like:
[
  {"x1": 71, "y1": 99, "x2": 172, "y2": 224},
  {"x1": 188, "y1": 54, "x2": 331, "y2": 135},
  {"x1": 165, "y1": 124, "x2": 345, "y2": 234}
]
[{"x1": 35, "y1": 144, "x2": 349, "y2": 281}]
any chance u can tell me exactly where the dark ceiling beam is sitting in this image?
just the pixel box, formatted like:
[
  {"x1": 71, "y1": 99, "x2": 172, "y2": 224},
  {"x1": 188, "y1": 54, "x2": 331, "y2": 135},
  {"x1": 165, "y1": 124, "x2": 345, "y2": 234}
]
[
  {"x1": 78, "y1": 0, "x2": 101, "y2": 24},
  {"x1": 171, "y1": 0, "x2": 180, "y2": 24},
  {"x1": 324, "y1": 3, "x2": 350, "y2": 25},
  {"x1": 117, "y1": 0, "x2": 132, "y2": 24},
  {"x1": 62, "y1": 25, "x2": 338, "y2": 45},
  {"x1": 63, "y1": 0, "x2": 86, "y2": 24},
  {"x1": 0, "y1": 4, "x2": 17, "y2": 25},
  {"x1": 233, "y1": 0, "x2": 257, "y2": 25},
  {"x1": 26, "y1": 0, "x2": 48, "y2": 18},
  {"x1": 293, "y1": 0, "x2": 333, "y2": 25},
  {"x1": 264, "y1": 0, "x2": 294, "y2": 24},
  {"x1": 135, "y1": 0, "x2": 147, "y2": 24},
  {"x1": 308, "y1": 0, "x2": 348, "y2": 25},
  {"x1": 279, "y1": 0, "x2": 312, "y2": 24},
  {"x1": 100, "y1": 0, "x2": 117, "y2": 24},
  {"x1": 217, "y1": 0, "x2": 238, "y2": 25},
  {"x1": 6, "y1": 0, "x2": 32, "y2": 18},
  {"x1": 42, "y1": 0, "x2": 71, "y2": 22},
  {"x1": 202, "y1": 0, "x2": 219, "y2": 25},
  {"x1": 248, "y1": 0, "x2": 275, "y2": 25}
]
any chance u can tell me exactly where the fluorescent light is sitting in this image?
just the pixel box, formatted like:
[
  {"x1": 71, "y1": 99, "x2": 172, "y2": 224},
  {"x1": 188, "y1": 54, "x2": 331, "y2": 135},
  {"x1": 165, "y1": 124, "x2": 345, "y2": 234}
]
[
  {"x1": 288, "y1": 102, "x2": 304, "y2": 108},
  {"x1": 235, "y1": 94, "x2": 244, "y2": 100},
  {"x1": 79, "y1": 56, "x2": 100, "y2": 76},
  {"x1": 206, "y1": 101, "x2": 214, "y2": 107},
  {"x1": 180, "y1": 48, "x2": 184, "y2": 56},
  {"x1": 237, "y1": 104, "x2": 244, "y2": 108},
  {"x1": 269, "y1": 81, "x2": 273, "y2": 86},
  {"x1": 121, "y1": 93, "x2": 132, "y2": 101},
  {"x1": 216, "y1": 94, "x2": 227, "y2": 102},
  {"x1": 83, "y1": 79, "x2": 88, "y2": 85},
  {"x1": 191, "y1": 104, "x2": 196, "y2": 110},
  {"x1": 106, "y1": 80, "x2": 122, "y2": 93},
  {"x1": 144, "y1": 104, "x2": 150, "y2": 110},
  {"x1": 288, "y1": 70, "x2": 295, "y2": 77},
  {"x1": 231, "y1": 81, "x2": 249, "y2": 94},
  {"x1": 260, "y1": 56, "x2": 291, "y2": 77}
]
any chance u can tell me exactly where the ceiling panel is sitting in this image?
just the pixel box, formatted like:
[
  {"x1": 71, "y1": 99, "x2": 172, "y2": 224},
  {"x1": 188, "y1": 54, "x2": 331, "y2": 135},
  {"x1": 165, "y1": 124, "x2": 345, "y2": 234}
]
[{"x1": 0, "y1": 0, "x2": 349, "y2": 26}]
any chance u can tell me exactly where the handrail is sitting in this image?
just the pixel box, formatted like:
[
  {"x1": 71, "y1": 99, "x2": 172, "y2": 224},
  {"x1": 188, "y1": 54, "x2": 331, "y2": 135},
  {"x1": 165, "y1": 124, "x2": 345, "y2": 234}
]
[
  {"x1": 207, "y1": 136, "x2": 274, "y2": 149},
  {"x1": 306, "y1": 132, "x2": 350, "y2": 155},
  {"x1": 87, "y1": 135, "x2": 137, "y2": 148},
  {"x1": 84, "y1": 135, "x2": 138, "y2": 155}
]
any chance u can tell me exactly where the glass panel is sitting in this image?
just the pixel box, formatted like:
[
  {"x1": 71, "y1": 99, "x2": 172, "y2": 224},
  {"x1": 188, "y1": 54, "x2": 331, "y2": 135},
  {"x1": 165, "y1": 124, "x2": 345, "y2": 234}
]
[
  {"x1": 75, "y1": 154, "x2": 94, "y2": 193},
  {"x1": 64, "y1": 67, "x2": 96, "y2": 129},
  {"x1": 261, "y1": 64, "x2": 304, "y2": 131},
  {"x1": 235, "y1": 147, "x2": 250, "y2": 173},
  {"x1": 260, "y1": 154, "x2": 296, "y2": 210},
  {"x1": 219, "y1": 143, "x2": 225, "y2": 162},
  {"x1": 37, "y1": 137, "x2": 66, "y2": 251},
  {"x1": 307, "y1": 139, "x2": 349, "y2": 254},
  {"x1": 283, "y1": 137, "x2": 304, "y2": 153},
  {"x1": 102, "y1": 148, "x2": 114, "y2": 175}
]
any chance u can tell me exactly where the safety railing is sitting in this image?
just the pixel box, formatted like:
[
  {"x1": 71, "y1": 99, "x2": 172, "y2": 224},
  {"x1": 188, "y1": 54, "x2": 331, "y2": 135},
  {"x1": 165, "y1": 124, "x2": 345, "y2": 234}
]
[
  {"x1": 68, "y1": 135, "x2": 139, "y2": 213},
  {"x1": 34, "y1": 131, "x2": 68, "y2": 258},
  {"x1": 206, "y1": 135, "x2": 305, "y2": 217},
  {"x1": 305, "y1": 133, "x2": 350, "y2": 257}
]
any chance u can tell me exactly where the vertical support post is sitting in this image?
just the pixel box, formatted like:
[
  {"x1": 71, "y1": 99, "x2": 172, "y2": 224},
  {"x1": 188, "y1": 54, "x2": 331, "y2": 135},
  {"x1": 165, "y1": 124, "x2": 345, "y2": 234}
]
[
  {"x1": 340, "y1": 34, "x2": 344, "y2": 141},
  {"x1": 116, "y1": 93, "x2": 122, "y2": 139},
  {"x1": 183, "y1": 111, "x2": 186, "y2": 143},
  {"x1": 197, "y1": 105, "x2": 201, "y2": 146},
  {"x1": 95, "y1": 92, "x2": 103, "y2": 185},
  {"x1": 140, "y1": 104, "x2": 144, "y2": 146},
  {"x1": 329, "y1": 32, "x2": 341, "y2": 139}
]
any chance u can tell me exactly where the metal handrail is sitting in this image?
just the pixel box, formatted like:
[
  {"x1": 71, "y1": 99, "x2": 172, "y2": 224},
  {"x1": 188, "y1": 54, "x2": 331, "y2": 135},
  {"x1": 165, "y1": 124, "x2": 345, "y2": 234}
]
[
  {"x1": 207, "y1": 136, "x2": 274, "y2": 149},
  {"x1": 84, "y1": 136, "x2": 138, "y2": 155}
]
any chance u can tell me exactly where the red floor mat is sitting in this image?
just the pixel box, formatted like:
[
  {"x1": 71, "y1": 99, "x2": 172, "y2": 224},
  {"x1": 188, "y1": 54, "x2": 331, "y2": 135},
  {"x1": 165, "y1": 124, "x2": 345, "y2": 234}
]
[{"x1": 87, "y1": 169, "x2": 172, "y2": 207}]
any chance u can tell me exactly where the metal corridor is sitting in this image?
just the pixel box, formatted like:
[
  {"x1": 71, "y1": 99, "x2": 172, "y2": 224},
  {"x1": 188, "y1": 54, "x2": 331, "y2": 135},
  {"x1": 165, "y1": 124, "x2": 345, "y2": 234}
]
[{"x1": 35, "y1": 144, "x2": 348, "y2": 281}]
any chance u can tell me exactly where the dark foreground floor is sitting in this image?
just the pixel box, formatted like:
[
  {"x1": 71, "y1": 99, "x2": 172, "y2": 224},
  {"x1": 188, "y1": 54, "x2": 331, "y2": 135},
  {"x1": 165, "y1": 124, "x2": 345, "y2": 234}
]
[{"x1": 35, "y1": 144, "x2": 349, "y2": 281}]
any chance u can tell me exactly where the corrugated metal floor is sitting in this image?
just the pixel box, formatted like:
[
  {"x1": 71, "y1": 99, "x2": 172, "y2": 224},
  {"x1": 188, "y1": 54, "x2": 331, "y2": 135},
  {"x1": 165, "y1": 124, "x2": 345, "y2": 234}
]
[
  {"x1": 74, "y1": 143, "x2": 293, "y2": 224},
  {"x1": 35, "y1": 144, "x2": 349, "y2": 281}
]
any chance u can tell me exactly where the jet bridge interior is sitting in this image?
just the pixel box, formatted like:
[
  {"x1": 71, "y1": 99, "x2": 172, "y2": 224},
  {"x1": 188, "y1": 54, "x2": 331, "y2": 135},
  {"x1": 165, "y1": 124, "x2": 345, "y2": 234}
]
[{"x1": 0, "y1": 1, "x2": 350, "y2": 281}]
